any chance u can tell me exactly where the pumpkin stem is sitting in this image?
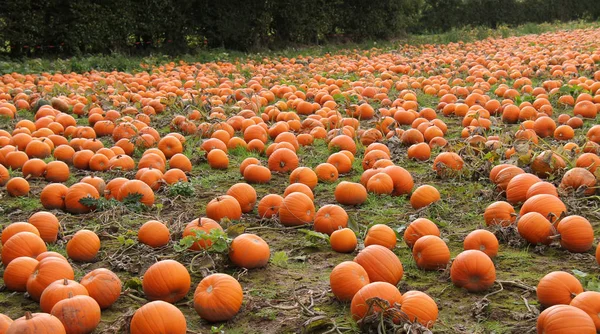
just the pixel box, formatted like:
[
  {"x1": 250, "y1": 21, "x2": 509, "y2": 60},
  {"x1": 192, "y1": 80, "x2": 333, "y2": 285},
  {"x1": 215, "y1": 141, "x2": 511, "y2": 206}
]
[
  {"x1": 25, "y1": 311, "x2": 32, "y2": 320},
  {"x1": 68, "y1": 292, "x2": 74, "y2": 299},
  {"x1": 63, "y1": 278, "x2": 69, "y2": 285}
]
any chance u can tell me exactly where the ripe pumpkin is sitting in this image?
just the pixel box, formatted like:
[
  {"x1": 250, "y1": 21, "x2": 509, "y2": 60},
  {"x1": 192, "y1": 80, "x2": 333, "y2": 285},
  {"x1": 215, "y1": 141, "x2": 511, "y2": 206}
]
[
  {"x1": 463, "y1": 229, "x2": 499, "y2": 258},
  {"x1": 80, "y1": 268, "x2": 122, "y2": 309},
  {"x1": 330, "y1": 228, "x2": 357, "y2": 253},
  {"x1": 483, "y1": 201, "x2": 516, "y2": 226},
  {"x1": 28, "y1": 211, "x2": 60, "y2": 243},
  {"x1": 412, "y1": 235, "x2": 450, "y2": 270},
  {"x1": 117, "y1": 179, "x2": 155, "y2": 207},
  {"x1": 520, "y1": 194, "x2": 566, "y2": 224},
  {"x1": 364, "y1": 224, "x2": 397, "y2": 249},
  {"x1": 27, "y1": 257, "x2": 75, "y2": 302},
  {"x1": 400, "y1": 291, "x2": 438, "y2": 328},
  {"x1": 382, "y1": 165, "x2": 414, "y2": 196},
  {"x1": 40, "y1": 183, "x2": 68, "y2": 211},
  {"x1": 314, "y1": 163, "x2": 339, "y2": 183},
  {"x1": 334, "y1": 181, "x2": 367, "y2": 206},
  {"x1": 193, "y1": 273, "x2": 244, "y2": 322},
  {"x1": 243, "y1": 164, "x2": 271, "y2": 183},
  {"x1": 531, "y1": 150, "x2": 566, "y2": 178},
  {"x1": 536, "y1": 305, "x2": 596, "y2": 334},
  {"x1": 6, "y1": 177, "x2": 30, "y2": 197},
  {"x1": 536, "y1": 271, "x2": 583, "y2": 307},
  {"x1": 450, "y1": 250, "x2": 496, "y2": 292},
  {"x1": 257, "y1": 194, "x2": 283, "y2": 219},
  {"x1": 229, "y1": 233, "x2": 270, "y2": 269},
  {"x1": 559, "y1": 167, "x2": 596, "y2": 196},
  {"x1": 505, "y1": 173, "x2": 541, "y2": 204},
  {"x1": 329, "y1": 261, "x2": 370, "y2": 301},
  {"x1": 0, "y1": 314, "x2": 12, "y2": 333},
  {"x1": 3, "y1": 256, "x2": 39, "y2": 291},
  {"x1": 403, "y1": 218, "x2": 440, "y2": 248},
  {"x1": 138, "y1": 220, "x2": 170, "y2": 248},
  {"x1": 570, "y1": 291, "x2": 600, "y2": 331},
  {"x1": 556, "y1": 215, "x2": 594, "y2": 253},
  {"x1": 6, "y1": 312, "x2": 66, "y2": 334},
  {"x1": 279, "y1": 192, "x2": 315, "y2": 226},
  {"x1": 410, "y1": 185, "x2": 441, "y2": 209},
  {"x1": 206, "y1": 195, "x2": 242, "y2": 222},
  {"x1": 289, "y1": 167, "x2": 318, "y2": 189},
  {"x1": 432, "y1": 152, "x2": 464, "y2": 176},
  {"x1": 1, "y1": 231, "x2": 47, "y2": 266},
  {"x1": 314, "y1": 204, "x2": 348, "y2": 235},
  {"x1": 526, "y1": 181, "x2": 558, "y2": 199},
  {"x1": 354, "y1": 245, "x2": 403, "y2": 285},
  {"x1": 142, "y1": 260, "x2": 191, "y2": 303},
  {"x1": 350, "y1": 282, "x2": 402, "y2": 320},
  {"x1": 65, "y1": 183, "x2": 100, "y2": 214},
  {"x1": 40, "y1": 278, "x2": 89, "y2": 313},
  {"x1": 226, "y1": 183, "x2": 257, "y2": 213},
  {"x1": 51, "y1": 295, "x2": 101, "y2": 334},
  {"x1": 130, "y1": 300, "x2": 187, "y2": 334},
  {"x1": 45, "y1": 160, "x2": 70, "y2": 182},
  {"x1": 1, "y1": 222, "x2": 40, "y2": 245},
  {"x1": 366, "y1": 172, "x2": 394, "y2": 195},
  {"x1": 268, "y1": 148, "x2": 298, "y2": 173},
  {"x1": 66, "y1": 229, "x2": 100, "y2": 262},
  {"x1": 283, "y1": 183, "x2": 314, "y2": 200}
]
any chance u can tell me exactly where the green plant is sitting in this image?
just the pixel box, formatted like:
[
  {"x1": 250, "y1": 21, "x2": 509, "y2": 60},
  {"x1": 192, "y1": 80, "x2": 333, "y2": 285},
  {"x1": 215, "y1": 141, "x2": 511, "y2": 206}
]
[
  {"x1": 270, "y1": 251, "x2": 289, "y2": 268},
  {"x1": 572, "y1": 269, "x2": 600, "y2": 292},
  {"x1": 174, "y1": 228, "x2": 230, "y2": 253},
  {"x1": 168, "y1": 182, "x2": 195, "y2": 197}
]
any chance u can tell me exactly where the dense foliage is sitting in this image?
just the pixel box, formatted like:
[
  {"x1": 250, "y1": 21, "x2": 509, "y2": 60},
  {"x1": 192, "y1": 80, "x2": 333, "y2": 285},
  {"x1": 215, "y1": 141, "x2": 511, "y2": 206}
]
[{"x1": 0, "y1": 0, "x2": 599, "y2": 56}]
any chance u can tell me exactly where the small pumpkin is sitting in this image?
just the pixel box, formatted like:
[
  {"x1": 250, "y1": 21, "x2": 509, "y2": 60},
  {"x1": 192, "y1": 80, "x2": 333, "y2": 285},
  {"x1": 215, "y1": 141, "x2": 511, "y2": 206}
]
[
  {"x1": 257, "y1": 194, "x2": 283, "y2": 219},
  {"x1": 289, "y1": 167, "x2": 318, "y2": 190},
  {"x1": 364, "y1": 224, "x2": 397, "y2": 249},
  {"x1": 536, "y1": 271, "x2": 583, "y2": 307},
  {"x1": 279, "y1": 192, "x2": 315, "y2": 226},
  {"x1": 28, "y1": 211, "x2": 60, "y2": 243},
  {"x1": 559, "y1": 167, "x2": 596, "y2": 196},
  {"x1": 410, "y1": 185, "x2": 440, "y2": 209},
  {"x1": 556, "y1": 215, "x2": 594, "y2": 253},
  {"x1": 450, "y1": 250, "x2": 496, "y2": 292},
  {"x1": 463, "y1": 229, "x2": 499, "y2": 258},
  {"x1": 117, "y1": 179, "x2": 155, "y2": 207},
  {"x1": 142, "y1": 260, "x2": 191, "y2": 303},
  {"x1": 229, "y1": 233, "x2": 270, "y2": 269},
  {"x1": 40, "y1": 278, "x2": 89, "y2": 313},
  {"x1": 6, "y1": 177, "x2": 30, "y2": 197},
  {"x1": 130, "y1": 300, "x2": 187, "y2": 334},
  {"x1": 193, "y1": 273, "x2": 244, "y2": 322},
  {"x1": 138, "y1": 220, "x2": 170, "y2": 248},
  {"x1": 412, "y1": 235, "x2": 450, "y2": 270},
  {"x1": 1, "y1": 231, "x2": 47, "y2": 266},
  {"x1": 432, "y1": 152, "x2": 464, "y2": 176},
  {"x1": 329, "y1": 261, "x2": 370, "y2": 301},
  {"x1": 183, "y1": 218, "x2": 223, "y2": 250},
  {"x1": 66, "y1": 229, "x2": 100, "y2": 262},
  {"x1": 40, "y1": 184, "x2": 68, "y2": 211},
  {"x1": 330, "y1": 228, "x2": 357, "y2": 253},
  {"x1": 314, "y1": 204, "x2": 348, "y2": 235},
  {"x1": 334, "y1": 182, "x2": 367, "y2": 206},
  {"x1": 206, "y1": 195, "x2": 242, "y2": 222},
  {"x1": 400, "y1": 291, "x2": 438, "y2": 328},
  {"x1": 65, "y1": 183, "x2": 100, "y2": 214},
  {"x1": 520, "y1": 194, "x2": 566, "y2": 224},
  {"x1": 3, "y1": 256, "x2": 39, "y2": 292},
  {"x1": 226, "y1": 183, "x2": 257, "y2": 213},
  {"x1": 403, "y1": 218, "x2": 440, "y2": 248}
]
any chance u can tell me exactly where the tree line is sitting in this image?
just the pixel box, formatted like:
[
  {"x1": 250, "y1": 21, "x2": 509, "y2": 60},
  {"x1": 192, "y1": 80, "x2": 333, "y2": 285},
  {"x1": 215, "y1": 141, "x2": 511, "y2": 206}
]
[{"x1": 0, "y1": 0, "x2": 598, "y2": 57}]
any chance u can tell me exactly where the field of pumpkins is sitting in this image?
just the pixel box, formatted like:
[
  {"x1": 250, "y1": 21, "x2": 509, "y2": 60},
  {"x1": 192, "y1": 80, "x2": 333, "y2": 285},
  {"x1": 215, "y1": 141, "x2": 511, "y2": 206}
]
[{"x1": 1, "y1": 27, "x2": 600, "y2": 333}]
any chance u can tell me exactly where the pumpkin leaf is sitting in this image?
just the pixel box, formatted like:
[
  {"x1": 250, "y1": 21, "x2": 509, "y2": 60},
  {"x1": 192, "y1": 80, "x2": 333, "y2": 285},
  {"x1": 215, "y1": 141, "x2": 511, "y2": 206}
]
[
  {"x1": 271, "y1": 251, "x2": 289, "y2": 268},
  {"x1": 226, "y1": 223, "x2": 247, "y2": 237},
  {"x1": 572, "y1": 269, "x2": 588, "y2": 278}
]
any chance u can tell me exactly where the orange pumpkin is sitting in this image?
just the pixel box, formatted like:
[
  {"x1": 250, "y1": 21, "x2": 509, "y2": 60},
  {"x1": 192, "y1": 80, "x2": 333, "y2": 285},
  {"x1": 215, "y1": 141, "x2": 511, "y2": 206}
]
[
  {"x1": 536, "y1": 271, "x2": 583, "y2": 307},
  {"x1": 142, "y1": 260, "x2": 191, "y2": 303},
  {"x1": 410, "y1": 185, "x2": 440, "y2": 209},
  {"x1": 536, "y1": 305, "x2": 596, "y2": 334},
  {"x1": 80, "y1": 268, "x2": 122, "y2": 309},
  {"x1": 364, "y1": 224, "x2": 397, "y2": 249},
  {"x1": 403, "y1": 218, "x2": 440, "y2": 248},
  {"x1": 130, "y1": 301, "x2": 187, "y2": 334},
  {"x1": 138, "y1": 220, "x2": 170, "y2": 248},
  {"x1": 313, "y1": 204, "x2": 348, "y2": 235},
  {"x1": 193, "y1": 273, "x2": 244, "y2": 322},
  {"x1": 330, "y1": 228, "x2": 358, "y2": 253},
  {"x1": 450, "y1": 250, "x2": 496, "y2": 292},
  {"x1": 400, "y1": 291, "x2": 439, "y2": 328},
  {"x1": 329, "y1": 261, "x2": 370, "y2": 301},
  {"x1": 229, "y1": 233, "x2": 270, "y2": 269},
  {"x1": 463, "y1": 229, "x2": 499, "y2": 258},
  {"x1": 66, "y1": 229, "x2": 100, "y2": 262},
  {"x1": 412, "y1": 235, "x2": 450, "y2": 270},
  {"x1": 350, "y1": 282, "x2": 402, "y2": 320},
  {"x1": 279, "y1": 192, "x2": 315, "y2": 226},
  {"x1": 354, "y1": 245, "x2": 403, "y2": 285},
  {"x1": 570, "y1": 291, "x2": 600, "y2": 331}
]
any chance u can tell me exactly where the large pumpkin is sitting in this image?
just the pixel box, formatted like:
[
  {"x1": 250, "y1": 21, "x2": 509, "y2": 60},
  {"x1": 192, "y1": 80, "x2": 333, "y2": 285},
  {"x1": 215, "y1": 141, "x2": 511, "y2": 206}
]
[
  {"x1": 206, "y1": 195, "x2": 242, "y2": 222},
  {"x1": 330, "y1": 261, "x2": 370, "y2": 301},
  {"x1": 257, "y1": 194, "x2": 283, "y2": 219},
  {"x1": 463, "y1": 229, "x2": 499, "y2": 258},
  {"x1": 228, "y1": 233, "x2": 270, "y2": 269},
  {"x1": 6, "y1": 312, "x2": 66, "y2": 334},
  {"x1": 279, "y1": 192, "x2": 315, "y2": 226},
  {"x1": 412, "y1": 235, "x2": 450, "y2": 270},
  {"x1": 536, "y1": 271, "x2": 583, "y2": 307},
  {"x1": 138, "y1": 220, "x2": 170, "y2": 248},
  {"x1": 28, "y1": 211, "x2": 60, "y2": 243},
  {"x1": 1, "y1": 231, "x2": 47, "y2": 266},
  {"x1": 570, "y1": 291, "x2": 600, "y2": 331},
  {"x1": 364, "y1": 224, "x2": 397, "y2": 249},
  {"x1": 400, "y1": 291, "x2": 438, "y2": 328},
  {"x1": 517, "y1": 212, "x2": 555, "y2": 245},
  {"x1": 450, "y1": 250, "x2": 496, "y2": 292},
  {"x1": 483, "y1": 201, "x2": 516, "y2": 226},
  {"x1": 556, "y1": 215, "x2": 594, "y2": 253},
  {"x1": 182, "y1": 218, "x2": 223, "y2": 250},
  {"x1": 27, "y1": 257, "x2": 75, "y2": 302},
  {"x1": 193, "y1": 273, "x2": 244, "y2": 322},
  {"x1": 226, "y1": 183, "x2": 257, "y2": 213},
  {"x1": 536, "y1": 305, "x2": 595, "y2": 334},
  {"x1": 350, "y1": 282, "x2": 402, "y2": 320},
  {"x1": 51, "y1": 295, "x2": 101, "y2": 334},
  {"x1": 520, "y1": 194, "x2": 566, "y2": 224},
  {"x1": 313, "y1": 204, "x2": 348, "y2": 235},
  {"x1": 130, "y1": 301, "x2": 187, "y2": 334},
  {"x1": 142, "y1": 260, "x2": 191, "y2": 303},
  {"x1": 66, "y1": 229, "x2": 100, "y2": 262},
  {"x1": 410, "y1": 185, "x2": 440, "y2": 209},
  {"x1": 403, "y1": 218, "x2": 440, "y2": 248},
  {"x1": 334, "y1": 182, "x2": 367, "y2": 206},
  {"x1": 354, "y1": 245, "x2": 403, "y2": 285},
  {"x1": 3, "y1": 256, "x2": 39, "y2": 291},
  {"x1": 117, "y1": 179, "x2": 155, "y2": 207},
  {"x1": 80, "y1": 268, "x2": 122, "y2": 309}
]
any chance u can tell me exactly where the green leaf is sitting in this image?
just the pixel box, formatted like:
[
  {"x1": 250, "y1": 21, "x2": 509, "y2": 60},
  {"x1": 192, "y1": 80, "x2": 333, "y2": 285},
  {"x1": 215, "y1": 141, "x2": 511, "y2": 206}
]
[
  {"x1": 270, "y1": 251, "x2": 289, "y2": 268},
  {"x1": 572, "y1": 269, "x2": 588, "y2": 278}
]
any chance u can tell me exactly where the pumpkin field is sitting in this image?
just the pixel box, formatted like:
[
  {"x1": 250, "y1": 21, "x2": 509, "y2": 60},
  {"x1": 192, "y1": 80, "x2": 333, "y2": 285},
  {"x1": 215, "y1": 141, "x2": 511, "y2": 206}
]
[{"x1": 1, "y1": 26, "x2": 600, "y2": 334}]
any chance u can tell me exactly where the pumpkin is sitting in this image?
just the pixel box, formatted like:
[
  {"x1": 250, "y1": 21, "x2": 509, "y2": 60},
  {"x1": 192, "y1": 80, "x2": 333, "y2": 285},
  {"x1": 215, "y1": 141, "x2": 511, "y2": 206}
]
[
  {"x1": 463, "y1": 229, "x2": 499, "y2": 258},
  {"x1": 570, "y1": 291, "x2": 600, "y2": 330},
  {"x1": 556, "y1": 215, "x2": 594, "y2": 253},
  {"x1": 536, "y1": 271, "x2": 583, "y2": 307},
  {"x1": 536, "y1": 305, "x2": 596, "y2": 334},
  {"x1": 403, "y1": 218, "x2": 440, "y2": 248},
  {"x1": 136, "y1": 167, "x2": 163, "y2": 191},
  {"x1": 559, "y1": 167, "x2": 596, "y2": 196},
  {"x1": 65, "y1": 183, "x2": 100, "y2": 214},
  {"x1": 330, "y1": 228, "x2": 357, "y2": 253},
  {"x1": 350, "y1": 282, "x2": 402, "y2": 320},
  {"x1": 142, "y1": 260, "x2": 191, "y2": 303},
  {"x1": 22, "y1": 158, "x2": 47, "y2": 178},
  {"x1": 193, "y1": 273, "x2": 244, "y2": 322},
  {"x1": 51, "y1": 295, "x2": 101, "y2": 334},
  {"x1": 0, "y1": 314, "x2": 12, "y2": 333},
  {"x1": 40, "y1": 278, "x2": 89, "y2": 313},
  {"x1": 6, "y1": 177, "x2": 30, "y2": 197},
  {"x1": 243, "y1": 164, "x2": 271, "y2": 183},
  {"x1": 206, "y1": 195, "x2": 242, "y2": 222},
  {"x1": 289, "y1": 167, "x2": 318, "y2": 189},
  {"x1": 1, "y1": 232, "x2": 47, "y2": 266},
  {"x1": 117, "y1": 179, "x2": 155, "y2": 207},
  {"x1": 27, "y1": 257, "x2": 75, "y2": 302},
  {"x1": 6, "y1": 312, "x2": 66, "y2": 334},
  {"x1": 257, "y1": 194, "x2": 283, "y2": 219},
  {"x1": 226, "y1": 183, "x2": 257, "y2": 213},
  {"x1": 531, "y1": 150, "x2": 566, "y2": 178},
  {"x1": 279, "y1": 192, "x2": 315, "y2": 226},
  {"x1": 450, "y1": 250, "x2": 496, "y2": 292},
  {"x1": 364, "y1": 224, "x2": 397, "y2": 249},
  {"x1": 410, "y1": 185, "x2": 440, "y2": 209},
  {"x1": 432, "y1": 152, "x2": 464, "y2": 176},
  {"x1": 45, "y1": 161, "x2": 70, "y2": 182},
  {"x1": 400, "y1": 291, "x2": 438, "y2": 328},
  {"x1": 329, "y1": 261, "x2": 370, "y2": 302},
  {"x1": 40, "y1": 183, "x2": 68, "y2": 211},
  {"x1": 3, "y1": 257, "x2": 39, "y2": 291},
  {"x1": 505, "y1": 173, "x2": 541, "y2": 204},
  {"x1": 517, "y1": 212, "x2": 555, "y2": 245},
  {"x1": 183, "y1": 218, "x2": 223, "y2": 250},
  {"x1": 162, "y1": 168, "x2": 187, "y2": 184},
  {"x1": 138, "y1": 220, "x2": 170, "y2": 248},
  {"x1": 239, "y1": 157, "x2": 260, "y2": 175},
  {"x1": 229, "y1": 233, "x2": 270, "y2": 269},
  {"x1": 354, "y1": 245, "x2": 403, "y2": 285},
  {"x1": 80, "y1": 268, "x2": 122, "y2": 309},
  {"x1": 314, "y1": 205, "x2": 348, "y2": 235},
  {"x1": 268, "y1": 148, "x2": 298, "y2": 173},
  {"x1": 314, "y1": 163, "x2": 339, "y2": 183},
  {"x1": 66, "y1": 230, "x2": 100, "y2": 262},
  {"x1": 130, "y1": 300, "x2": 187, "y2": 334},
  {"x1": 169, "y1": 154, "x2": 192, "y2": 172},
  {"x1": 1, "y1": 222, "x2": 40, "y2": 245},
  {"x1": 382, "y1": 165, "x2": 414, "y2": 196},
  {"x1": 28, "y1": 211, "x2": 60, "y2": 243},
  {"x1": 334, "y1": 182, "x2": 367, "y2": 206},
  {"x1": 520, "y1": 194, "x2": 566, "y2": 224},
  {"x1": 207, "y1": 149, "x2": 229, "y2": 169},
  {"x1": 526, "y1": 181, "x2": 558, "y2": 199},
  {"x1": 412, "y1": 235, "x2": 450, "y2": 270},
  {"x1": 36, "y1": 251, "x2": 67, "y2": 262},
  {"x1": 366, "y1": 172, "x2": 394, "y2": 195}
]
